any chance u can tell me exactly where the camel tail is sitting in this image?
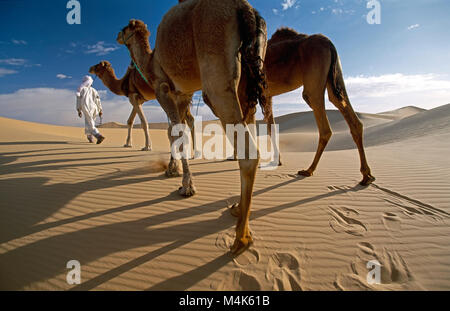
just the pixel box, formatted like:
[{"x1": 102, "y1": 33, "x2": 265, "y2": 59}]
[
  {"x1": 328, "y1": 41, "x2": 348, "y2": 103},
  {"x1": 237, "y1": 6, "x2": 269, "y2": 122}
]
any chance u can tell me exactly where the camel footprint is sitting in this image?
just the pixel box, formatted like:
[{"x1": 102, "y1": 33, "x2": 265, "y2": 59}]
[
  {"x1": 382, "y1": 212, "x2": 402, "y2": 231},
  {"x1": 215, "y1": 229, "x2": 260, "y2": 266},
  {"x1": 266, "y1": 251, "x2": 303, "y2": 291},
  {"x1": 371, "y1": 183, "x2": 450, "y2": 223},
  {"x1": 329, "y1": 205, "x2": 368, "y2": 236},
  {"x1": 215, "y1": 270, "x2": 262, "y2": 291},
  {"x1": 264, "y1": 173, "x2": 298, "y2": 179},
  {"x1": 336, "y1": 243, "x2": 421, "y2": 290}
]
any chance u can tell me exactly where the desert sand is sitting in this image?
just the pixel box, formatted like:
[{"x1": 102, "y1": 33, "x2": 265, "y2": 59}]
[{"x1": 1, "y1": 104, "x2": 449, "y2": 290}]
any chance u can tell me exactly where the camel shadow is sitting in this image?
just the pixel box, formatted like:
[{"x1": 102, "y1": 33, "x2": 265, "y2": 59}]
[
  {"x1": 146, "y1": 253, "x2": 232, "y2": 291},
  {"x1": 0, "y1": 163, "x2": 174, "y2": 245},
  {"x1": 0, "y1": 141, "x2": 70, "y2": 146},
  {"x1": 1, "y1": 155, "x2": 143, "y2": 175},
  {"x1": 0, "y1": 170, "x2": 364, "y2": 290}
]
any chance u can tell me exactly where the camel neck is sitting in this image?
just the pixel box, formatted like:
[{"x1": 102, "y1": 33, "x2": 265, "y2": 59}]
[
  {"x1": 99, "y1": 69, "x2": 125, "y2": 96},
  {"x1": 127, "y1": 40, "x2": 154, "y2": 87}
]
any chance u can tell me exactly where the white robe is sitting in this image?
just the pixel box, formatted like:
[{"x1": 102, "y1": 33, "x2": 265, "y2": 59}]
[{"x1": 76, "y1": 85, "x2": 102, "y2": 136}]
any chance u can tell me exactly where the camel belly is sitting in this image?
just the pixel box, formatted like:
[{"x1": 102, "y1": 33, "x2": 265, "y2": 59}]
[
  {"x1": 155, "y1": 3, "x2": 202, "y2": 94},
  {"x1": 267, "y1": 66, "x2": 304, "y2": 97}
]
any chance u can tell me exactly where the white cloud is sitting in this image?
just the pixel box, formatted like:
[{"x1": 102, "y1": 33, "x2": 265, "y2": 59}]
[
  {"x1": 56, "y1": 74, "x2": 72, "y2": 79},
  {"x1": 0, "y1": 58, "x2": 40, "y2": 68},
  {"x1": 98, "y1": 90, "x2": 108, "y2": 99},
  {"x1": 332, "y1": 8, "x2": 343, "y2": 15},
  {"x1": 281, "y1": 0, "x2": 297, "y2": 11},
  {"x1": 0, "y1": 88, "x2": 78, "y2": 125},
  {"x1": 407, "y1": 24, "x2": 420, "y2": 30},
  {"x1": 85, "y1": 41, "x2": 120, "y2": 56},
  {"x1": 0, "y1": 68, "x2": 18, "y2": 77},
  {"x1": 0, "y1": 58, "x2": 27, "y2": 66},
  {"x1": 271, "y1": 73, "x2": 450, "y2": 116},
  {"x1": 12, "y1": 39, "x2": 27, "y2": 45},
  {"x1": 0, "y1": 88, "x2": 170, "y2": 126}
]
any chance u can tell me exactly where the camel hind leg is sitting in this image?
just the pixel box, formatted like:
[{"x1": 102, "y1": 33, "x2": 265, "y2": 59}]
[
  {"x1": 194, "y1": 2, "x2": 265, "y2": 255},
  {"x1": 205, "y1": 87, "x2": 259, "y2": 256},
  {"x1": 125, "y1": 105, "x2": 137, "y2": 148},
  {"x1": 130, "y1": 94, "x2": 152, "y2": 151},
  {"x1": 266, "y1": 97, "x2": 282, "y2": 166},
  {"x1": 200, "y1": 58, "x2": 259, "y2": 255},
  {"x1": 298, "y1": 90, "x2": 332, "y2": 177},
  {"x1": 327, "y1": 85, "x2": 375, "y2": 185}
]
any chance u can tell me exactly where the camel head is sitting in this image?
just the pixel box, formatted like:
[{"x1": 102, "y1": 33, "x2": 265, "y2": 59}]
[
  {"x1": 117, "y1": 19, "x2": 150, "y2": 47},
  {"x1": 89, "y1": 61, "x2": 112, "y2": 77}
]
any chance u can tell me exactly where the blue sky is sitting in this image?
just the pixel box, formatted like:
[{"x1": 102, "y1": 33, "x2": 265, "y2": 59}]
[{"x1": 1, "y1": 0, "x2": 450, "y2": 126}]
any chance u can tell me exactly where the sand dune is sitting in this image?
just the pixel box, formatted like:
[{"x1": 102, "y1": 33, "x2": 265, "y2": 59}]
[
  {"x1": 376, "y1": 106, "x2": 426, "y2": 120},
  {"x1": 0, "y1": 104, "x2": 449, "y2": 291},
  {"x1": 280, "y1": 104, "x2": 450, "y2": 152},
  {"x1": 274, "y1": 110, "x2": 393, "y2": 134}
]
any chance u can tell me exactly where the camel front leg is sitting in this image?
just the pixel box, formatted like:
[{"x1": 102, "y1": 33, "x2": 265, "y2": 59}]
[
  {"x1": 165, "y1": 123, "x2": 181, "y2": 177},
  {"x1": 135, "y1": 103, "x2": 152, "y2": 151},
  {"x1": 184, "y1": 108, "x2": 197, "y2": 159},
  {"x1": 157, "y1": 83, "x2": 196, "y2": 196},
  {"x1": 124, "y1": 105, "x2": 137, "y2": 148}
]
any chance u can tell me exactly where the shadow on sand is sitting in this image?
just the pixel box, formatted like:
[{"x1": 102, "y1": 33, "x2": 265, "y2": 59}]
[{"x1": 0, "y1": 158, "x2": 365, "y2": 290}]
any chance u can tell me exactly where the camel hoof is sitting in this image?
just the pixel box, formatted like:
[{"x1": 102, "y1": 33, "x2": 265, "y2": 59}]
[
  {"x1": 360, "y1": 174, "x2": 376, "y2": 186},
  {"x1": 123, "y1": 144, "x2": 132, "y2": 148},
  {"x1": 141, "y1": 146, "x2": 152, "y2": 151},
  {"x1": 298, "y1": 170, "x2": 313, "y2": 177},
  {"x1": 230, "y1": 237, "x2": 253, "y2": 256},
  {"x1": 178, "y1": 185, "x2": 196, "y2": 197},
  {"x1": 229, "y1": 203, "x2": 241, "y2": 217}
]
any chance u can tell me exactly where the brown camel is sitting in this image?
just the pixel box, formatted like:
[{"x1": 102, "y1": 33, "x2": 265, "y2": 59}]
[
  {"x1": 263, "y1": 28, "x2": 375, "y2": 185},
  {"x1": 89, "y1": 61, "x2": 196, "y2": 151},
  {"x1": 117, "y1": 0, "x2": 268, "y2": 255}
]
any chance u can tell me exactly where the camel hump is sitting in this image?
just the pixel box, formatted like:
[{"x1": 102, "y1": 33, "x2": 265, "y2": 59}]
[{"x1": 269, "y1": 27, "x2": 306, "y2": 44}]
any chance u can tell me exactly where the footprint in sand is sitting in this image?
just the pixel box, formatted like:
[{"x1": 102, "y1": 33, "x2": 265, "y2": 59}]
[
  {"x1": 215, "y1": 230, "x2": 235, "y2": 251},
  {"x1": 382, "y1": 212, "x2": 402, "y2": 231},
  {"x1": 356, "y1": 241, "x2": 375, "y2": 256},
  {"x1": 215, "y1": 229, "x2": 260, "y2": 266},
  {"x1": 264, "y1": 173, "x2": 298, "y2": 179},
  {"x1": 328, "y1": 205, "x2": 368, "y2": 236},
  {"x1": 215, "y1": 270, "x2": 262, "y2": 291},
  {"x1": 266, "y1": 251, "x2": 303, "y2": 291},
  {"x1": 371, "y1": 184, "x2": 450, "y2": 223},
  {"x1": 335, "y1": 243, "x2": 422, "y2": 290}
]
